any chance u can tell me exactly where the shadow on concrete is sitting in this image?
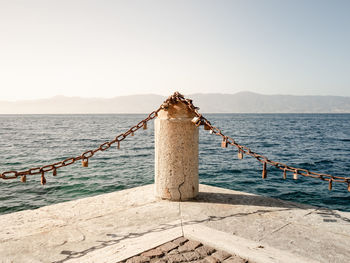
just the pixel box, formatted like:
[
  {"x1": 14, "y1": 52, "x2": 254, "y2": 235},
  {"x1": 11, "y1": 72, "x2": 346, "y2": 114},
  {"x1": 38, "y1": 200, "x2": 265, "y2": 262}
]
[
  {"x1": 53, "y1": 222, "x2": 182, "y2": 263},
  {"x1": 192, "y1": 192, "x2": 350, "y2": 223},
  {"x1": 192, "y1": 191, "x2": 312, "y2": 209},
  {"x1": 54, "y1": 205, "x2": 293, "y2": 263}
]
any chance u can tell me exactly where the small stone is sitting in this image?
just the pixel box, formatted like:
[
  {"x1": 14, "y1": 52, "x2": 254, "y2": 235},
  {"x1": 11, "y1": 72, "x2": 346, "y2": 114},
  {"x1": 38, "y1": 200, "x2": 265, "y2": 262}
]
[
  {"x1": 211, "y1": 250, "x2": 231, "y2": 261},
  {"x1": 195, "y1": 245, "x2": 216, "y2": 257},
  {"x1": 178, "y1": 240, "x2": 202, "y2": 252},
  {"x1": 166, "y1": 253, "x2": 186, "y2": 263},
  {"x1": 126, "y1": 255, "x2": 150, "y2": 263},
  {"x1": 168, "y1": 248, "x2": 179, "y2": 255},
  {"x1": 223, "y1": 256, "x2": 248, "y2": 263},
  {"x1": 204, "y1": 256, "x2": 219, "y2": 263},
  {"x1": 141, "y1": 248, "x2": 163, "y2": 258},
  {"x1": 172, "y1": 237, "x2": 188, "y2": 246},
  {"x1": 182, "y1": 251, "x2": 201, "y2": 261},
  {"x1": 158, "y1": 241, "x2": 178, "y2": 252}
]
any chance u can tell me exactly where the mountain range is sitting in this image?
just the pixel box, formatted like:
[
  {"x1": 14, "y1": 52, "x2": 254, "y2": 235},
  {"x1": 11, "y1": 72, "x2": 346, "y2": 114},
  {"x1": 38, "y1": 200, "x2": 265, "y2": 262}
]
[{"x1": 1, "y1": 92, "x2": 350, "y2": 114}]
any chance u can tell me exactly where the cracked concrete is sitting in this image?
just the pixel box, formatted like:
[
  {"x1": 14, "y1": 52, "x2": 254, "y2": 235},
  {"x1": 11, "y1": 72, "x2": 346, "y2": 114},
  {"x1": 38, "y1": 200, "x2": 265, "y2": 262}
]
[{"x1": 0, "y1": 184, "x2": 349, "y2": 263}]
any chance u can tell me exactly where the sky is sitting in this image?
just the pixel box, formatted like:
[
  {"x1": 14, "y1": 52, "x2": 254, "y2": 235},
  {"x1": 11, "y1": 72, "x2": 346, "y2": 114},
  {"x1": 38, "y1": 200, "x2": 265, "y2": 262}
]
[{"x1": 0, "y1": 0, "x2": 349, "y2": 101}]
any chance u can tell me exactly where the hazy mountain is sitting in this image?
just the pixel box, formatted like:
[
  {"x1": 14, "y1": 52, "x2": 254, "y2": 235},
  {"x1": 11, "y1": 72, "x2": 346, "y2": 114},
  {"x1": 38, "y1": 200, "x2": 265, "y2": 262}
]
[
  {"x1": 1, "y1": 92, "x2": 350, "y2": 114},
  {"x1": 190, "y1": 92, "x2": 350, "y2": 113},
  {"x1": 0, "y1": 94, "x2": 165, "y2": 114}
]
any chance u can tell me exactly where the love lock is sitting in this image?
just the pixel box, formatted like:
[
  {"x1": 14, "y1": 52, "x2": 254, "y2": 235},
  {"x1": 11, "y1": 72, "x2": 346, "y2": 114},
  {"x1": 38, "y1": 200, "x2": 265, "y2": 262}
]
[
  {"x1": 221, "y1": 137, "x2": 228, "y2": 148},
  {"x1": 293, "y1": 170, "x2": 298, "y2": 180},
  {"x1": 262, "y1": 162, "x2": 267, "y2": 179},
  {"x1": 82, "y1": 159, "x2": 89, "y2": 167},
  {"x1": 237, "y1": 149, "x2": 244, "y2": 159},
  {"x1": 191, "y1": 116, "x2": 200, "y2": 126},
  {"x1": 283, "y1": 168, "x2": 287, "y2": 179},
  {"x1": 328, "y1": 179, "x2": 333, "y2": 191},
  {"x1": 21, "y1": 175, "x2": 27, "y2": 183},
  {"x1": 41, "y1": 171, "x2": 46, "y2": 185},
  {"x1": 203, "y1": 123, "x2": 211, "y2": 130}
]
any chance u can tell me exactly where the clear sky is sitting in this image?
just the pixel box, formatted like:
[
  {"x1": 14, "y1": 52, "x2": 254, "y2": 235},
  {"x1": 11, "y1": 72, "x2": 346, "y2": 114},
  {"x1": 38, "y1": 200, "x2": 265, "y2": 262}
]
[{"x1": 0, "y1": 0, "x2": 349, "y2": 101}]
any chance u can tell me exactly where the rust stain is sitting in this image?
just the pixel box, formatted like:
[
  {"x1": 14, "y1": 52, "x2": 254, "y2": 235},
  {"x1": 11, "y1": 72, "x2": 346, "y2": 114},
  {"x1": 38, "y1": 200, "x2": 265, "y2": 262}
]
[{"x1": 164, "y1": 187, "x2": 171, "y2": 199}]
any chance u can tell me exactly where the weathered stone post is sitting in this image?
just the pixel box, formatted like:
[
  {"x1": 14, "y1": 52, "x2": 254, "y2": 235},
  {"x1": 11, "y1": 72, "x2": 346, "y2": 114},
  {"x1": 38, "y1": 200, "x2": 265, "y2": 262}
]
[{"x1": 155, "y1": 101, "x2": 199, "y2": 201}]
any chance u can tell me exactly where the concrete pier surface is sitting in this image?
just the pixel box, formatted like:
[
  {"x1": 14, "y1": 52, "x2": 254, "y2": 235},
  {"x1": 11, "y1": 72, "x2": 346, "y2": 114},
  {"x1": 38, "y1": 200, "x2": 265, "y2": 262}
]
[{"x1": 0, "y1": 184, "x2": 349, "y2": 263}]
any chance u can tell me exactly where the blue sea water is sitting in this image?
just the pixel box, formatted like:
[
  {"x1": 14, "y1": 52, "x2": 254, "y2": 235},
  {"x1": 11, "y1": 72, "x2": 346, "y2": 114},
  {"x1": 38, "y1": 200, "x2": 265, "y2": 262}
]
[{"x1": 0, "y1": 113, "x2": 349, "y2": 215}]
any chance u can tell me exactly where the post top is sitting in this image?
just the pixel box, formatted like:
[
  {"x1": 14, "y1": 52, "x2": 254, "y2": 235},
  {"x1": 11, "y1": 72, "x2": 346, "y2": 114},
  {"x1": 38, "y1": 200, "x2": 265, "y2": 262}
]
[{"x1": 157, "y1": 101, "x2": 196, "y2": 119}]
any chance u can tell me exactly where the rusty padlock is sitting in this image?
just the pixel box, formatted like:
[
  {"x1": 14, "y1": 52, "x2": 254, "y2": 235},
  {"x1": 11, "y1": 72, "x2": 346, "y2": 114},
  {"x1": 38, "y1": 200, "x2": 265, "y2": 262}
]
[
  {"x1": 328, "y1": 179, "x2": 333, "y2": 191},
  {"x1": 237, "y1": 149, "x2": 244, "y2": 159},
  {"x1": 21, "y1": 175, "x2": 27, "y2": 183},
  {"x1": 283, "y1": 168, "x2": 287, "y2": 179},
  {"x1": 262, "y1": 162, "x2": 267, "y2": 179},
  {"x1": 204, "y1": 123, "x2": 211, "y2": 130},
  {"x1": 191, "y1": 116, "x2": 200, "y2": 124},
  {"x1": 41, "y1": 172, "x2": 46, "y2": 185},
  {"x1": 221, "y1": 137, "x2": 228, "y2": 148},
  {"x1": 293, "y1": 170, "x2": 298, "y2": 180},
  {"x1": 82, "y1": 159, "x2": 88, "y2": 167}
]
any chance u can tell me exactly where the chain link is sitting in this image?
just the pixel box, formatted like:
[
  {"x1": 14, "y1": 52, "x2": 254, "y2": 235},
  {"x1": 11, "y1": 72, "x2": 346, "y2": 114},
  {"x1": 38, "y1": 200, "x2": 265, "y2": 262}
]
[{"x1": 1, "y1": 91, "x2": 349, "y2": 192}]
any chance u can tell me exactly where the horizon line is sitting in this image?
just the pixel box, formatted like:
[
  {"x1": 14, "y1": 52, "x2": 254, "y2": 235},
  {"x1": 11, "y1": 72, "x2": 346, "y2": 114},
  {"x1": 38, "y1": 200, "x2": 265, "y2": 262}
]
[{"x1": 2, "y1": 91, "x2": 350, "y2": 102}]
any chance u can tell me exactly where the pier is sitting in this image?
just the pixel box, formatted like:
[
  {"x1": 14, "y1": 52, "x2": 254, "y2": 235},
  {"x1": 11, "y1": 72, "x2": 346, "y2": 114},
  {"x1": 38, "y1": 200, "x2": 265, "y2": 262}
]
[{"x1": 1, "y1": 184, "x2": 350, "y2": 262}]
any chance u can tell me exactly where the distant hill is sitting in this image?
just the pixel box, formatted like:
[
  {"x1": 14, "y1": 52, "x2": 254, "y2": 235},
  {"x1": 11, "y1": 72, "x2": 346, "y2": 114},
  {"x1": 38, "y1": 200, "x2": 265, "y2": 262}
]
[
  {"x1": 190, "y1": 92, "x2": 350, "y2": 113},
  {"x1": 1, "y1": 92, "x2": 350, "y2": 114}
]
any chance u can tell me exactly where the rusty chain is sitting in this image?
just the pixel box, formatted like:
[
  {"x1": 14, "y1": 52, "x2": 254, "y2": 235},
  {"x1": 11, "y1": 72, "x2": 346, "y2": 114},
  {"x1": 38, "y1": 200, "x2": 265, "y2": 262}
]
[
  {"x1": 1, "y1": 91, "x2": 349, "y2": 192},
  {"x1": 168, "y1": 92, "x2": 350, "y2": 192},
  {"x1": 0, "y1": 110, "x2": 161, "y2": 184}
]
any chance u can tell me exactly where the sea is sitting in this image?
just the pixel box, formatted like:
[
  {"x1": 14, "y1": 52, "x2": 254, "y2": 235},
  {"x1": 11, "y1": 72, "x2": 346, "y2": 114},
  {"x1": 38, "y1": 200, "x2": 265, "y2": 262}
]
[{"x1": 0, "y1": 114, "x2": 349, "y2": 215}]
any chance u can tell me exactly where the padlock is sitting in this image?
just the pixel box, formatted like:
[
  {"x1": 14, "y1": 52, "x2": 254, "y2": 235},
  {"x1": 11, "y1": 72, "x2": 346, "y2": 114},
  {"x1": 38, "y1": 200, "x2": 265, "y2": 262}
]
[
  {"x1": 191, "y1": 116, "x2": 200, "y2": 124},
  {"x1": 262, "y1": 162, "x2": 267, "y2": 179},
  {"x1": 131, "y1": 131, "x2": 134, "y2": 136},
  {"x1": 209, "y1": 129, "x2": 214, "y2": 134},
  {"x1": 237, "y1": 150, "x2": 243, "y2": 159},
  {"x1": 293, "y1": 170, "x2": 298, "y2": 180},
  {"x1": 21, "y1": 175, "x2": 27, "y2": 183},
  {"x1": 41, "y1": 172, "x2": 46, "y2": 185},
  {"x1": 53, "y1": 168, "x2": 57, "y2": 176},
  {"x1": 221, "y1": 137, "x2": 228, "y2": 148},
  {"x1": 204, "y1": 123, "x2": 211, "y2": 130},
  {"x1": 348, "y1": 182, "x2": 350, "y2": 192},
  {"x1": 162, "y1": 102, "x2": 169, "y2": 109},
  {"x1": 82, "y1": 159, "x2": 88, "y2": 167},
  {"x1": 328, "y1": 179, "x2": 332, "y2": 191},
  {"x1": 143, "y1": 122, "x2": 147, "y2": 130},
  {"x1": 117, "y1": 141, "x2": 120, "y2": 149},
  {"x1": 283, "y1": 168, "x2": 287, "y2": 179}
]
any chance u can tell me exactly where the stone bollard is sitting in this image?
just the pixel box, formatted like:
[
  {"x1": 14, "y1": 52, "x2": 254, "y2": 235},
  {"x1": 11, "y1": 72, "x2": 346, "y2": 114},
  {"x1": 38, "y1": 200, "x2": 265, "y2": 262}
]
[{"x1": 155, "y1": 101, "x2": 199, "y2": 201}]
